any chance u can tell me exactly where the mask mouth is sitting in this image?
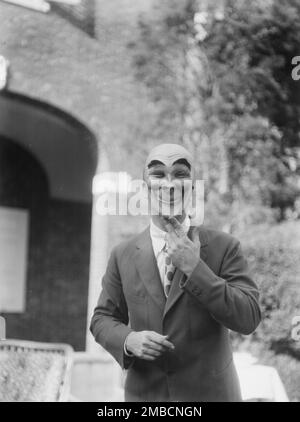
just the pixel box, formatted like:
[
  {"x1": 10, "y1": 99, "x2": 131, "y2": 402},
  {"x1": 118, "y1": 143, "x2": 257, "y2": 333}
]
[
  {"x1": 149, "y1": 183, "x2": 192, "y2": 216},
  {"x1": 157, "y1": 186, "x2": 183, "y2": 205},
  {"x1": 146, "y1": 178, "x2": 193, "y2": 216}
]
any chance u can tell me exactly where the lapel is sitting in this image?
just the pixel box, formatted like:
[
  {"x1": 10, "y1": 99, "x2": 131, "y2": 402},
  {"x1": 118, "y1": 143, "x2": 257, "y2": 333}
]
[
  {"x1": 135, "y1": 227, "x2": 166, "y2": 311},
  {"x1": 163, "y1": 225, "x2": 209, "y2": 319}
]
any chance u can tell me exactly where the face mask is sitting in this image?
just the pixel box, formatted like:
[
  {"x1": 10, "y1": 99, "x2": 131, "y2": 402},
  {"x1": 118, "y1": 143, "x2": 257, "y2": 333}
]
[
  {"x1": 144, "y1": 144, "x2": 194, "y2": 217},
  {"x1": 148, "y1": 178, "x2": 193, "y2": 217}
]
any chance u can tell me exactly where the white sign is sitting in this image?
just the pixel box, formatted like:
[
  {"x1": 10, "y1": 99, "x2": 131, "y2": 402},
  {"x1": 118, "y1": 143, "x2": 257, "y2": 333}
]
[
  {"x1": 0, "y1": 55, "x2": 9, "y2": 90},
  {"x1": 1, "y1": 0, "x2": 50, "y2": 13},
  {"x1": 0, "y1": 207, "x2": 29, "y2": 312}
]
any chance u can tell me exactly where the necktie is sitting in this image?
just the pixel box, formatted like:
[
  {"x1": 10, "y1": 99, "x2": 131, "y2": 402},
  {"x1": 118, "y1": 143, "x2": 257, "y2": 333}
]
[{"x1": 162, "y1": 244, "x2": 175, "y2": 297}]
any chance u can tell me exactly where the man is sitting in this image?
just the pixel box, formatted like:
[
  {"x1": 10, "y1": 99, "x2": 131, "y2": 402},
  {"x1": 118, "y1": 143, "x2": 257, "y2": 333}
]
[{"x1": 90, "y1": 143, "x2": 261, "y2": 402}]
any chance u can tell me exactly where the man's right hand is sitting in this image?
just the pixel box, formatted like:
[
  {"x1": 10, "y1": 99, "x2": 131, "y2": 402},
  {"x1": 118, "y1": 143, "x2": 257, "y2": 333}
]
[{"x1": 125, "y1": 331, "x2": 175, "y2": 361}]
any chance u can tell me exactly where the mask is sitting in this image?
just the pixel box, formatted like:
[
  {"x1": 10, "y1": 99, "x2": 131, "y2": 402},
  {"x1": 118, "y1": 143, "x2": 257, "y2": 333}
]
[{"x1": 144, "y1": 144, "x2": 194, "y2": 217}]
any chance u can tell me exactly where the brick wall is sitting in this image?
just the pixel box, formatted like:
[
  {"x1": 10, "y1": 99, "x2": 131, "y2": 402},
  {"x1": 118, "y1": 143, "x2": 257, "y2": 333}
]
[{"x1": 0, "y1": 137, "x2": 92, "y2": 350}]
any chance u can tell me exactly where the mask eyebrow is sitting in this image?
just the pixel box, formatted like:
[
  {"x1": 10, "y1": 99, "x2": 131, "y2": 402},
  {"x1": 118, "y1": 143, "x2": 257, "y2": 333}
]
[
  {"x1": 172, "y1": 159, "x2": 191, "y2": 170},
  {"x1": 147, "y1": 160, "x2": 165, "y2": 169}
]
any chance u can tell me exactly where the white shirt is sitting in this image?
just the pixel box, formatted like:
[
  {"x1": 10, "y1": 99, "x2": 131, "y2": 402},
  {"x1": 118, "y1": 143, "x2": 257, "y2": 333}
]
[{"x1": 150, "y1": 216, "x2": 191, "y2": 285}]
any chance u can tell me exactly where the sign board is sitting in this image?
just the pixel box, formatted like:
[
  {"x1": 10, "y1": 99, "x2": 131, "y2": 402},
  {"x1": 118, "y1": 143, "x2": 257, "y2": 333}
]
[{"x1": 0, "y1": 206, "x2": 29, "y2": 312}]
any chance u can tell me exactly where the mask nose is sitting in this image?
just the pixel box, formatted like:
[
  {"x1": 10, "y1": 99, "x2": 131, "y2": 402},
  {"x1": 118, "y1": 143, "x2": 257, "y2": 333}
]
[
  {"x1": 160, "y1": 180, "x2": 175, "y2": 199},
  {"x1": 160, "y1": 174, "x2": 175, "y2": 188},
  {"x1": 161, "y1": 181, "x2": 174, "y2": 190}
]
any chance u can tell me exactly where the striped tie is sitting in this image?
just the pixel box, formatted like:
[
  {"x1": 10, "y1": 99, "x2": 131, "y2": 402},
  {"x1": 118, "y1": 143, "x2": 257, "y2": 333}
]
[{"x1": 162, "y1": 244, "x2": 175, "y2": 297}]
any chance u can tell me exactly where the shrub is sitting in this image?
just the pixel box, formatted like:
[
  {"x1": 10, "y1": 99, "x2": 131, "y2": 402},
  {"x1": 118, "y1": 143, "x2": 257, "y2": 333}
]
[
  {"x1": 231, "y1": 221, "x2": 300, "y2": 401},
  {"x1": 232, "y1": 221, "x2": 300, "y2": 358}
]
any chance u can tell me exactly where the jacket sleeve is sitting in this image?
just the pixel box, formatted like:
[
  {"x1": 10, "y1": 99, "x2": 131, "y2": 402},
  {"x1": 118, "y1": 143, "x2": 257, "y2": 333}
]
[
  {"x1": 89, "y1": 247, "x2": 134, "y2": 369},
  {"x1": 180, "y1": 237, "x2": 261, "y2": 335}
]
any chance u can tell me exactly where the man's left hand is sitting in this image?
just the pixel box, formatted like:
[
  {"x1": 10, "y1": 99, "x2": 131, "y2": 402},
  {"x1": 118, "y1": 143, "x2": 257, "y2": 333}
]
[{"x1": 164, "y1": 217, "x2": 201, "y2": 277}]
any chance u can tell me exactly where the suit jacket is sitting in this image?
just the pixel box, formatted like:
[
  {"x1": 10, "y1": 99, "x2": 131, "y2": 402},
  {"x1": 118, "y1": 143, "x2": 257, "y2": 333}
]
[{"x1": 90, "y1": 225, "x2": 261, "y2": 402}]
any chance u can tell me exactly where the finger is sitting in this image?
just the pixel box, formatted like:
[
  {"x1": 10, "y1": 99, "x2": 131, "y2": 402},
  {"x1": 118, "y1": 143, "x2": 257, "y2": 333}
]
[
  {"x1": 163, "y1": 216, "x2": 184, "y2": 238},
  {"x1": 168, "y1": 217, "x2": 186, "y2": 238},
  {"x1": 147, "y1": 340, "x2": 165, "y2": 353},
  {"x1": 162, "y1": 216, "x2": 171, "y2": 226},
  {"x1": 160, "y1": 339, "x2": 175, "y2": 350},
  {"x1": 165, "y1": 222, "x2": 183, "y2": 239},
  {"x1": 141, "y1": 354, "x2": 156, "y2": 361},
  {"x1": 164, "y1": 221, "x2": 177, "y2": 235},
  {"x1": 163, "y1": 334, "x2": 175, "y2": 349},
  {"x1": 166, "y1": 233, "x2": 177, "y2": 248},
  {"x1": 142, "y1": 348, "x2": 160, "y2": 358},
  {"x1": 149, "y1": 333, "x2": 175, "y2": 350},
  {"x1": 149, "y1": 340, "x2": 171, "y2": 353},
  {"x1": 191, "y1": 226, "x2": 201, "y2": 246}
]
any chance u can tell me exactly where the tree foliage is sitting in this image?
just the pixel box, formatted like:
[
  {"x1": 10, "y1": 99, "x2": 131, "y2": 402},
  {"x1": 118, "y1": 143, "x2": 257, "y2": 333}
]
[{"x1": 131, "y1": 0, "x2": 300, "y2": 228}]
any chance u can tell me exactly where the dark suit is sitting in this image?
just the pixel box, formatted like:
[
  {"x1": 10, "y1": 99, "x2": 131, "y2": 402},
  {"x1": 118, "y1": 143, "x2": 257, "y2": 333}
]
[{"x1": 90, "y1": 225, "x2": 261, "y2": 402}]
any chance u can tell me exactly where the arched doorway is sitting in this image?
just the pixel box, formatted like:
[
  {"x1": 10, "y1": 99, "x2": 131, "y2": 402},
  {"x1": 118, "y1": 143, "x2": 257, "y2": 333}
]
[{"x1": 0, "y1": 91, "x2": 98, "y2": 350}]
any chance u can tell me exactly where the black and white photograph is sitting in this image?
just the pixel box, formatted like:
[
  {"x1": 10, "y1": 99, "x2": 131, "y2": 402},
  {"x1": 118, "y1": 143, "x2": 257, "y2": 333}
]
[{"x1": 0, "y1": 0, "x2": 300, "y2": 407}]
